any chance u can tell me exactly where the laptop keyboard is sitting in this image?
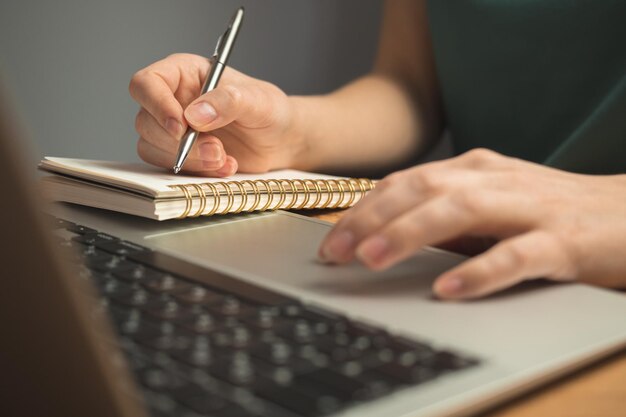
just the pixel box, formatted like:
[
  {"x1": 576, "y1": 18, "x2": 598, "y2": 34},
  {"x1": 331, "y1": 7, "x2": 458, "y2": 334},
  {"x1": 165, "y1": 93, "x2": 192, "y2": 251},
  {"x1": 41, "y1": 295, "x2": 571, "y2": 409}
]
[{"x1": 51, "y1": 217, "x2": 479, "y2": 417}]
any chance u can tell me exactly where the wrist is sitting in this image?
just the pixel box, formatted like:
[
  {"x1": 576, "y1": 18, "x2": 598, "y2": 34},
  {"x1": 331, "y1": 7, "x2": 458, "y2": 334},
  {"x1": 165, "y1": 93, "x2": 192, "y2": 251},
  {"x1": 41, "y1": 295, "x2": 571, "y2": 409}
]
[{"x1": 280, "y1": 96, "x2": 317, "y2": 171}]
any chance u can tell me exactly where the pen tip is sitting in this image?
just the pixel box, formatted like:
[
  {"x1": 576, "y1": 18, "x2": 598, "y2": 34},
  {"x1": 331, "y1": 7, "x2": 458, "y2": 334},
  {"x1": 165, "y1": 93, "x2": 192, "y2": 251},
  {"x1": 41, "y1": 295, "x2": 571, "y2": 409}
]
[{"x1": 173, "y1": 166, "x2": 181, "y2": 174}]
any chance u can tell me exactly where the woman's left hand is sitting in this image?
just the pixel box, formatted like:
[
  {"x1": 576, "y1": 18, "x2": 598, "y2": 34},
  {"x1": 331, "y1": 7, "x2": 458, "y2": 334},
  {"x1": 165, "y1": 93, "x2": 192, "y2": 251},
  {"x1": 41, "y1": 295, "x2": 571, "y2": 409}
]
[{"x1": 318, "y1": 149, "x2": 626, "y2": 299}]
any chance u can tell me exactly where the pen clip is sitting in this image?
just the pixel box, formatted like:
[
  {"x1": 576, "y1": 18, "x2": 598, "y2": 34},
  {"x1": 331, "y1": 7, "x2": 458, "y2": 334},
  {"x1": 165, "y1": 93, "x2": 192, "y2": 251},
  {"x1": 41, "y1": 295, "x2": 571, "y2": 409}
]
[
  {"x1": 212, "y1": 33, "x2": 225, "y2": 58},
  {"x1": 212, "y1": 7, "x2": 242, "y2": 60},
  {"x1": 213, "y1": 15, "x2": 234, "y2": 58}
]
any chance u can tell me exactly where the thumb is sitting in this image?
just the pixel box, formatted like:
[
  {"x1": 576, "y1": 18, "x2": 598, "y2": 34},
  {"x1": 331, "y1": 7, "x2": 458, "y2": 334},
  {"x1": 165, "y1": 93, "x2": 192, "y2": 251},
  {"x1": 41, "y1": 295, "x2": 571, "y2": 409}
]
[{"x1": 184, "y1": 84, "x2": 259, "y2": 131}]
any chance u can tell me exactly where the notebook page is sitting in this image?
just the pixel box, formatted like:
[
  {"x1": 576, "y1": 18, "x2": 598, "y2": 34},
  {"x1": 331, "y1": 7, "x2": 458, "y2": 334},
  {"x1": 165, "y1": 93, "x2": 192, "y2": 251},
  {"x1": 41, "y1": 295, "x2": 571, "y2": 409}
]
[{"x1": 39, "y1": 157, "x2": 344, "y2": 198}]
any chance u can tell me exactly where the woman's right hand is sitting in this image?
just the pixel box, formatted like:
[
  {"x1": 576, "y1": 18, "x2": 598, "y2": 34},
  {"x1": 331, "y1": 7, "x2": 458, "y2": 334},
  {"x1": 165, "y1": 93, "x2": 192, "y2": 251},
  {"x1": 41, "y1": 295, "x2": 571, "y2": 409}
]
[{"x1": 129, "y1": 53, "x2": 303, "y2": 176}]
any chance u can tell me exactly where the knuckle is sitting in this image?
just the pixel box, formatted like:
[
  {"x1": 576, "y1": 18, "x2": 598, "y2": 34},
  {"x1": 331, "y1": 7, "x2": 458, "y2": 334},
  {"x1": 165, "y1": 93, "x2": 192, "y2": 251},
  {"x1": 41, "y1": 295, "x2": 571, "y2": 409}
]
[
  {"x1": 410, "y1": 168, "x2": 442, "y2": 193},
  {"x1": 503, "y1": 242, "x2": 530, "y2": 271},
  {"x1": 128, "y1": 70, "x2": 147, "y2": 98},
  {"x1": 166, "y1": 52, "x2": 186, "y2": 61},
  {"x1": 463, "y1": 148, "x2": 500, "y2": 166},
  {"x1": 223, "y1": 85, "x2": 243, "y2": 108},
  {"x1": 154, "y1": 91, "x2": 172, "y2": 108},
  {"x1": 165, "y1": 52, "x2": 200, "y2": 64},
  {"x1": 535, "y1": 231, "x2": 576, "y2": 278},
  {"x1": 378, "y1": 171, "x2": 405, "y2": 191},
  {"x1": 452, "y1": 189, "x2": 487, "y2": 215}
]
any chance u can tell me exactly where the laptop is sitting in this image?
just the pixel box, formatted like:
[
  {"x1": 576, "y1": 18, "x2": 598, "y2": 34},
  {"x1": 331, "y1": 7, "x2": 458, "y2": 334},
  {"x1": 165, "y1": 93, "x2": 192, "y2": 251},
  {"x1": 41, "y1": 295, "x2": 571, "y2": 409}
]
[{"x1": 2, "y1": 90, "x2": 626, "y2": 417}]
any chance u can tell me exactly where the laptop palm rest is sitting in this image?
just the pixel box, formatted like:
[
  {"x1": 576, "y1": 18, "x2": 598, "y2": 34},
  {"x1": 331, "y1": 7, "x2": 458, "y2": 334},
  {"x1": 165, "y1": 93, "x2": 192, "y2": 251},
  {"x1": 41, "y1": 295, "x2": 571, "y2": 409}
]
[
  {"x1": 143, "y1": 212, "x2": 626, "y2": 373},
  {"x1": 144, "y1": 212, "x2": 459, "y2": 298}
]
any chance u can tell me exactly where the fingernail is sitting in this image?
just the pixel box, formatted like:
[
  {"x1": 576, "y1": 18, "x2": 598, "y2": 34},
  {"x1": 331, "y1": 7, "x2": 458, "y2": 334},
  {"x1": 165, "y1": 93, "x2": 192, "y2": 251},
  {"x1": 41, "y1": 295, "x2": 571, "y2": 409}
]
[
  {"x1": 165, "y1": 118, "x2": 183, "y2": 137},
  {"x1": 434, "y1": 276, "x2": 464, "y2": 296},
  {"x1": 186, "y1": 102, "x2": 217, "y2": 125},
  {"x1": 200, "y1": 142, "x2": 223, "y2": 163},
  {"x1": 319, "y1": 231, "x2": 354, "y2": 263},
  {"x1": 356, "y1": 235, "x2": 389, "y2": 266}
]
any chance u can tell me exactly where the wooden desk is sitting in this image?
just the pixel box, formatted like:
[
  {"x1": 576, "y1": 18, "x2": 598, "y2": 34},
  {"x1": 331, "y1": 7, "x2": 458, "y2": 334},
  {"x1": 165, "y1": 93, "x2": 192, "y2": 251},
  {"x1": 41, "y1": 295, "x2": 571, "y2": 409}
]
[{"x1": 309, "y1": 209, "x2": 626, "y2": 417}]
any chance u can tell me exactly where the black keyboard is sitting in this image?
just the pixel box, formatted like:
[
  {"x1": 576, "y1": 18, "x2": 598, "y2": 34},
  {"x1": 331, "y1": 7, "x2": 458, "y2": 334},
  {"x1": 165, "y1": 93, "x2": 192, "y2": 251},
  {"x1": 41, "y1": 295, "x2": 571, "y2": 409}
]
[{"x1": 51, "y1": 217, "x2": 479, "y2": 417}]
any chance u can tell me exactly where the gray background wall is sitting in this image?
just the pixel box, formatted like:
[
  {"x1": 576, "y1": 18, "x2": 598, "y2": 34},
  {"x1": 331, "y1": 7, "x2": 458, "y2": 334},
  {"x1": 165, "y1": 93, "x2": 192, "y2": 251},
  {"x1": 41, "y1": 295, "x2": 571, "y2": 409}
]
[{"x1": 0, "y1": 0, "x2": 382, "y2": 162}]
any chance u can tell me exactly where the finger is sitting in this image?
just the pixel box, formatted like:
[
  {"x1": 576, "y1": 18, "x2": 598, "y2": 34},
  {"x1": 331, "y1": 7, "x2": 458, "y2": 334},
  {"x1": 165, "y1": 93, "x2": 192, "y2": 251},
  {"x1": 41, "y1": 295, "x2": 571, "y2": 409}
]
[
  {"x1": 136, "y1": 136, "x2": 229, "y2": 175},
  {"x1": 135, "y1": 108, "x2": 181, "y2": 153},
  {"x1": 184, "y1": 83, "x2": 276, "y2": 132},
  {"x1": 318, "y1": 178, "x2": 423, "y2": 264},
  {"x1": 130, "y1": 54, "x2": 210, "y2": 136},
  {"x1": 354, "y1": 190, "x2": 537, "y2": 270},
  {"x1": 136, "y1": 109, "x2": 227, "y2": 168},
  {"x1": 319, "y1": 166, "x2": 468, "y2": 263},
  {"x1": 433, "y1": 230, "x2": 575, "y2": 300},
  {"x1": 130, "y1": 71, "x2": 186, "y2": 138},
  {"x1": 214, "y1": 155, "x2": 239, "y2": 177}
]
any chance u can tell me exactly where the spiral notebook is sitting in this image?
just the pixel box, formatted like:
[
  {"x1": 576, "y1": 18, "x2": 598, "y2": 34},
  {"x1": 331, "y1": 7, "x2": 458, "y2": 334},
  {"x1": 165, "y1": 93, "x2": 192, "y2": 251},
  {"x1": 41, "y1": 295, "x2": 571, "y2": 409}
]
[{"x1": 38, "y1": 157, "x2": 375, "y2": 221}]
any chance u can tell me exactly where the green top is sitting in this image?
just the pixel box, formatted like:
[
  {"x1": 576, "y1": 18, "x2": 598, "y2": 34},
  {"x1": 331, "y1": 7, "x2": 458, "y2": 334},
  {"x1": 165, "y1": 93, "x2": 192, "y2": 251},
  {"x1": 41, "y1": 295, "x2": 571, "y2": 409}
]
[{"x1": 427, "y1": 0, "x2": 626, "y2": 174}]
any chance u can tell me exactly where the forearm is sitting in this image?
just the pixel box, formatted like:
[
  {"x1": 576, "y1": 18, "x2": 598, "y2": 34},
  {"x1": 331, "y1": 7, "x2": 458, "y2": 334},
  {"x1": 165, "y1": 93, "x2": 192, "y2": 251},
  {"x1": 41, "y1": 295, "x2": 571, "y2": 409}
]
[{"x1": 288, "y1": 73, "x2": 434, "y2": 175}]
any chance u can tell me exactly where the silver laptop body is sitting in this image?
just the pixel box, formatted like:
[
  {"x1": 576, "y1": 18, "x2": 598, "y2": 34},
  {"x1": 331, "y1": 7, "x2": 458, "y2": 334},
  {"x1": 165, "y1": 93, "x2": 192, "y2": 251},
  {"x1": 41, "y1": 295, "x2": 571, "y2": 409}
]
[{"x1": 3, "y1": 92, "x2": 626, "y2": 417}]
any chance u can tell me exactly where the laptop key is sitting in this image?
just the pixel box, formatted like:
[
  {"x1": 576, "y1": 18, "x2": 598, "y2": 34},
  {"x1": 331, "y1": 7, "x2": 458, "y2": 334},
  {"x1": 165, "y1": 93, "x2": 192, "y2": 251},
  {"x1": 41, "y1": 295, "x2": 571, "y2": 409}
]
[
  {"x1": 97, "y1": 278, "x2": 136, "y2": 298},
  {"x1": 250, "y1": 358, "x2": 294, "y2": 386},
  {"x1": 86, "y1": 254, "x2": 126, "y2": 272},
  {"x1": 243, "y1": 306, "x2": 281, "y2": 330},
  {"x1": 175, "y1": 312, "x2": 217, "y2": 334},
  {"x1": 275, "y1": 319, "x2": 319, "y2": 344},
  {"x1": 254, "y1": 381, "x2": 342, "y2": 417},
  {"x1": 217, "y1": 405, "x2": 264, "y2": 417},
  {"x1": 125, "y1": 352, "x2": 151, "y2": 373},
  {"x1": 208, "y1": 351, "x2": 257, "y2": 386},
  {"x1": 386, "y1": 335, "x2": 437, "y2": 356},
  {"x1": 140, "y1": 367, "x2": 187, "y2": 392},
  {"x1": 374, "y1": 361, "x2": 440, "y2": 384},
  {"x1": 232, "y1": 394, "x2": 303, "y2": 417},
  {"x1": 170, "y1": 346, "x2": 214, "y2": 368},
  {"x1": 72, "y1": 232, "x2": 118, "y2": 246},
  {"x1": 301, "y1": 368, "x2": 379, "y2": 402},
  {"x1": 66, "y1": 223, "x2": 97, "y2": 235},
  {"x1": 343, "y1": 321, "x2": 389, "y2": 349},
  {"x1": 143, "y1": 274, "x2": 194, "y2": 294},
  {"x1": 143, "y1": 389, "x2": 179, "y2": 415},
  {"x1": 430, "y1": 350, "x2": 480, "y2": 372},
  {"x1": 170, "y1": 383, "x2": 230, "y2": 415},
  {"x1": 250, "y1": 341, "x2": 318, "y2": 375},
  {"x1": 173, "y1": 285, "x2": 224, "y2": 305},
  {"x1": 315, "y1": 334, "x2": 367, "y2": 362},
  {"x1": 115, "y1": 314, "x2": 161, "y2": 341},
  {"x1": 141, "y1": 299, "x2": 200, "y2": 321},
  {"x1": 205, "y1": 295, "x2": 256, "y2": 318},
  {"x1": 250, "y1": 340, "x2": 293, "y2": 365},
  {"x1": 109, "y1": 288, "x2": 155, "y2": 308},
  {"x1": 97, "y1": 239, "x2": 148, "y2": 256},
  {"x1": 352, "y1": 370, "x2": 398, "y2": 400},
  {"x1": 136, "y1": 329, "x2": 196, "y2": 353},
  {"x1": 50, "y1": 217, "x2": 74, "y2": 229},
  {"x1": 113, "y1": 264, "x2": 164, "y2": 283}
]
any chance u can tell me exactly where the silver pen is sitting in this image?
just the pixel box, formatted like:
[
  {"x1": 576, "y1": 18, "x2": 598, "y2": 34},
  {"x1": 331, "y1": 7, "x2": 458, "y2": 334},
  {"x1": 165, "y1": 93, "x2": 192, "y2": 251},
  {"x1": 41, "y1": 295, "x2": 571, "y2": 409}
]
[{"x1": 173, "y1": 7, "x2": 245, "y2": 174}]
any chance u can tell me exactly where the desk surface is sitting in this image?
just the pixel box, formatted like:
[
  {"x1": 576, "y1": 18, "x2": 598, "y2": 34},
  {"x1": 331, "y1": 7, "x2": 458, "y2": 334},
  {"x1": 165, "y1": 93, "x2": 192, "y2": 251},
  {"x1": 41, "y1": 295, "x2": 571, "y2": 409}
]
[{"x1": 310, "y1": 209, "x2": 626, "y2": 417}]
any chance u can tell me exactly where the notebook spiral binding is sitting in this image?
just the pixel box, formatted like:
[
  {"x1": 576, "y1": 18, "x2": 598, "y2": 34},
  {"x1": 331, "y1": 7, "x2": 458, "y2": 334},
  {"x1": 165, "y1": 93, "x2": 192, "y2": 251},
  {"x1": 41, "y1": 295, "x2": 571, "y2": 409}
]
[{"x1": 170, "y1": 178, "x2": 375, "y2": 219}]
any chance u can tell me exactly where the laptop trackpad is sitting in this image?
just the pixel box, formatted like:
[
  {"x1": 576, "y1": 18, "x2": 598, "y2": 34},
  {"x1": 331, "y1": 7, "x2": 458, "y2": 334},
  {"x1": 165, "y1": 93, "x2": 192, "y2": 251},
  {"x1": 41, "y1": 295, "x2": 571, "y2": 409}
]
[{"x1": 144, "y1": 212, "x2": 464, "y2": 297}]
